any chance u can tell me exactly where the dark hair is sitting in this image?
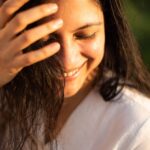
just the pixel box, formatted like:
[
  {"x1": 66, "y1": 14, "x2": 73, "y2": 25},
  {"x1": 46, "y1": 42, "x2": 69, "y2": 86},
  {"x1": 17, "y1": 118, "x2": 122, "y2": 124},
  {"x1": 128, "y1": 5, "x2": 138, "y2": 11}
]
[
  {"x1": 97, "y1": 0, "x2": 150, "y2": 100},
  {"x1": 0, "y1": 0, "x2": 150, "y2": 149},
  {"x1": 0, "y1": 0, "x2": 64, "y2": 149}
]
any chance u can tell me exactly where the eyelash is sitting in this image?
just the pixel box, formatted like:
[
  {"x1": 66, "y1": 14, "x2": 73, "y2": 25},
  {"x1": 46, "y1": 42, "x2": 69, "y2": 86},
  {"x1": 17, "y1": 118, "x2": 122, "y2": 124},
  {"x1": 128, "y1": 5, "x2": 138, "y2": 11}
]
[
  {"x1": 41, "y1": 32, "x2": 97, "y2": 44},
  {"x1": 74, "y1": 32, "x2": 96, "y2": 40}
]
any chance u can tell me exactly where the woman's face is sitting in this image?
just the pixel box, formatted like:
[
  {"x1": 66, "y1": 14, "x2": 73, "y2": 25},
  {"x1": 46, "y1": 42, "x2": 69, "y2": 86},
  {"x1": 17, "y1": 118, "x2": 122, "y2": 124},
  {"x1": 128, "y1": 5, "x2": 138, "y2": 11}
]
[{"x1": 47, "y1": 0, "x2": 105, "y2": 97}]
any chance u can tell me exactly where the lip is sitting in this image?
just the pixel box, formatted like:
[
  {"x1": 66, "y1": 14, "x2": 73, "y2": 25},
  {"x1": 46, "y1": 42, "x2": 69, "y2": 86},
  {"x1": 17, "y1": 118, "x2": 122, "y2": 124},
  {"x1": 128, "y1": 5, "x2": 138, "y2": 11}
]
[{"x1": 64, "y1": 61, "x2": 86, "y2": 81}]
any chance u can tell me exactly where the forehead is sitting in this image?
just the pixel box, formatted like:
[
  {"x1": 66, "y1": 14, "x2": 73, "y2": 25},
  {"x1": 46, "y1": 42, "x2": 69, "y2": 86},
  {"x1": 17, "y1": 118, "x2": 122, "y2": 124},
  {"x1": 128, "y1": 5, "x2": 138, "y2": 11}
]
[
  {"x1": 44, "y1": 0, "x2": 103, "y2": 32},
  {"x1": 47, "y1": 0, "x2": 103, "y2": 21},
  {"x1": 46, "y1": 0, "x2": 101, "y2": 13}
]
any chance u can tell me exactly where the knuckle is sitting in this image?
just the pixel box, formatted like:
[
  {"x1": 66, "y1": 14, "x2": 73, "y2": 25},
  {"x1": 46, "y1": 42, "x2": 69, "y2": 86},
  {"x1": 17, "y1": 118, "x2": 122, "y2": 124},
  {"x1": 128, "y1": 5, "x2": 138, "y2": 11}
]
[
  {"x1": 25, "y1": 56, "x2": 34, "y2": 65},
  {"x1": 21, "y1": 31, "x2": 31, "y2": 43},
  {"x1": 14, "y1": 14, "x2": 25, "y2": 27}
]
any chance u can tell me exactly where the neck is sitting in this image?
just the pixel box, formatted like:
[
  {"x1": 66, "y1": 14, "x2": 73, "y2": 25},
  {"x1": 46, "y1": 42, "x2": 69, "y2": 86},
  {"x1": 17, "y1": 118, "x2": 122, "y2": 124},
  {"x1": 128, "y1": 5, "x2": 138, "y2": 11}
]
[
  {"x1": 54, "y1": 70, "x2": 98, "y2": 137},
  {"x1": 64, "y1": 68, "x2": 98, "y2": 105}
]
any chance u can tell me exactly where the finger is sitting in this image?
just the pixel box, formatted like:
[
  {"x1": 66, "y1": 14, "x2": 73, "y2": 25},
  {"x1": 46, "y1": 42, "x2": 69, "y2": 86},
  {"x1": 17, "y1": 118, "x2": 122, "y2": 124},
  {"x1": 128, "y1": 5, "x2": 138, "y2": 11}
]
[
  {"x1": 0, "y1": 0, "x2": 29, "y2": 28},
  {"x1": 13, "y1": 42, "x2": 60, "y2": 67},
  {"x1": 8, "y1": 18, "x2": 63, "y2": 55},
  {"x1": 3, "y1": 3, "x2": 58, "y2": 40}
]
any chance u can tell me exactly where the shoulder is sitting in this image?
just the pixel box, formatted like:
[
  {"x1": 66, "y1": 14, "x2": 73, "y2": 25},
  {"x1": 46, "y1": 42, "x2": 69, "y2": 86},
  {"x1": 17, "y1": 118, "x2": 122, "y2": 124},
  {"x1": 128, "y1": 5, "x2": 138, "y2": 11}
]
[
  {"x1": 94, "y1": 87, "x2": 150, "y2": 149},
  {"x1": 99, "y1": 86, "x2": 150, "y2": 130},
  {"x1": 74, "y1": 86, "x2": 150, "y2": 134},
  {"x1": 119, "y1": 87, "x2": 150, "y2": 110},
  {"x1": 91, "y1": 86, "x2": 150, "y2": 120},
  {"x1": 114, "y1": 87, "x2": 150, "y2": 149},
  {"x1": 84, "y1": 86, "x2": 150, "y2": 124},
  {"x1": 116, "y1": 87, "x2": 150, "y2": 122}
]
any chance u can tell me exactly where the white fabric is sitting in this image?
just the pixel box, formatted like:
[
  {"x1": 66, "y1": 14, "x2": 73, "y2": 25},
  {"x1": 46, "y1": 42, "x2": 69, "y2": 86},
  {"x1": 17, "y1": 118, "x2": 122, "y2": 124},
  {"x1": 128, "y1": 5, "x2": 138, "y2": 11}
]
[{"x1": 47, "y1": 87, "x2": 150, "y2": 150}]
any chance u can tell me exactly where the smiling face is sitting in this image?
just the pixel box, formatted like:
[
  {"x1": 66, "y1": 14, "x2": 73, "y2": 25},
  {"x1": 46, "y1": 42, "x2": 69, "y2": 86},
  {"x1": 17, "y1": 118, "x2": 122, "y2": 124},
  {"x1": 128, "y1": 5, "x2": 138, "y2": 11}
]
[{"x1": 47, "y1": 0, "x2": 105, "y2": 98}]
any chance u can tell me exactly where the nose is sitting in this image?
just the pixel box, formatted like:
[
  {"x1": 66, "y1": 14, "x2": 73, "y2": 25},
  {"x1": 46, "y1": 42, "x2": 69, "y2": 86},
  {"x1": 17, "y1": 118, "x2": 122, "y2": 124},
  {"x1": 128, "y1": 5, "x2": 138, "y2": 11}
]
[{"x1": 59, "y1": 37, "x2": 82, "y2": 70}]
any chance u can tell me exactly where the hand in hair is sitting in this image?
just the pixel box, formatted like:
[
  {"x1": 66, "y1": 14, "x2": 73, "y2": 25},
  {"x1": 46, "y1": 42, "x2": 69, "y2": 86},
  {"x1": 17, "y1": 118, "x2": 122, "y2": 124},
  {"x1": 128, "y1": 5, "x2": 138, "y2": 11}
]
[{"x1": 0, "y1": 0, "x2": 63, "y2": 87}]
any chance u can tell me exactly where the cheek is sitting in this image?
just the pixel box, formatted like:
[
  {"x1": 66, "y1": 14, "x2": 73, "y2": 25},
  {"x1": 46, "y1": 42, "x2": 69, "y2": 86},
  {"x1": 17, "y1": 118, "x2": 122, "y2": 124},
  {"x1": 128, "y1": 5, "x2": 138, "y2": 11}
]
[{"x1": 82, "y1": 40, "x2": 105, "y2": 60}]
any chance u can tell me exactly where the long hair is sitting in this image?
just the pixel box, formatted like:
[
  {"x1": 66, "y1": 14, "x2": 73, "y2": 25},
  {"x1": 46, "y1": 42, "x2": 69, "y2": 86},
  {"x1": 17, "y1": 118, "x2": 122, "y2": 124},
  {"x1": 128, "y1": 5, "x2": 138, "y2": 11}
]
[
  {"x1": 0, "y1": 0, "x2": 64, "y2": 149},
  {"x1": 97, "y1": 0, "x2": 150, "y2": 100},
  {"x1": 0, "y1": 0, "x2": 150, "y2": 149}
]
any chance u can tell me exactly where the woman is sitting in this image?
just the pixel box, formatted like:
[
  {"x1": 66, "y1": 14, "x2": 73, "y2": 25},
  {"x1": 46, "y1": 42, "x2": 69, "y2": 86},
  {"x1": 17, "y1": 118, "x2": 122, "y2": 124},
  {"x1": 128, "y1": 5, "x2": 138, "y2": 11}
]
[{"x1": 0, "y1": 0, "x2": 150, "y2": 149}]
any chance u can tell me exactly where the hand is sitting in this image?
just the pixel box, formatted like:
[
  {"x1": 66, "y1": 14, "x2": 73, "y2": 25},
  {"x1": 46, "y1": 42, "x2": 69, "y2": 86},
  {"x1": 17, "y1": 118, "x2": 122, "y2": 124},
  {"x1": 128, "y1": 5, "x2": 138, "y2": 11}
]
[{"x1": 0, "y1": 0, "x2": 63, "y2": 87}]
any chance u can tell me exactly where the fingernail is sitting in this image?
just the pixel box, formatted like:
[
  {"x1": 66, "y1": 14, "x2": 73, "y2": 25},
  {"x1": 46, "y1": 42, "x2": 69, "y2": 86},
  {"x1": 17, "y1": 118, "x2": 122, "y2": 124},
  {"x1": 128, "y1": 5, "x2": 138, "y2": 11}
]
[
  {"x1": 53, "y1": 19, "x2": 63, "y2": 28},
  {"x1": 46, "y1": 3, "x2": 58, "y2": 12}
]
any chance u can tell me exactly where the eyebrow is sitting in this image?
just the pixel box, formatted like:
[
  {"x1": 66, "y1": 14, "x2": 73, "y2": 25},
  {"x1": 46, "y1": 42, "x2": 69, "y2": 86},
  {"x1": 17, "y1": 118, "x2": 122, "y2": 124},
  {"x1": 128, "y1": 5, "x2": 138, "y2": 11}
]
[{"x1": 72, "y1": 22, "x2": 102, "y2": 32}]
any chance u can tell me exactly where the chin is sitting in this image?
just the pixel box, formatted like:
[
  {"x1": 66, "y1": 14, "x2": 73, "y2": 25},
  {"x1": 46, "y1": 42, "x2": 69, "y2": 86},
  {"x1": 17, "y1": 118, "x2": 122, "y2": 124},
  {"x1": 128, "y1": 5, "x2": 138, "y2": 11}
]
[
  {"x1": 64, "y1": 88, "x2": 79, "y2": 98},
  {"x1": 64, "y1": 83, "x2": 82, "y2": 98}
]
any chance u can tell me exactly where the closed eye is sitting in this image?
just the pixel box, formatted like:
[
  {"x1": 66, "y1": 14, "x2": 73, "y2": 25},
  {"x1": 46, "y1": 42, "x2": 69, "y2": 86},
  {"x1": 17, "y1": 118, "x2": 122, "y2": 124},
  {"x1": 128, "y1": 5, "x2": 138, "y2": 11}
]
[{"x1": 74, "y1": 32, "x2": 97, "y2": 40}]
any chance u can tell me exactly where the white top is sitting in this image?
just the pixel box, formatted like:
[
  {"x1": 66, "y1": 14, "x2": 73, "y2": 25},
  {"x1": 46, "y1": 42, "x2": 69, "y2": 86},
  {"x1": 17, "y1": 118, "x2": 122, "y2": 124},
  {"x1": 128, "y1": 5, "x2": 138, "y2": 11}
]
[
  {"x1": 46, "y1": 87, "x2": 150, "y2": 150},
  {"x1": 23, "y1": 87, "x2": 150, "y2": 150}
]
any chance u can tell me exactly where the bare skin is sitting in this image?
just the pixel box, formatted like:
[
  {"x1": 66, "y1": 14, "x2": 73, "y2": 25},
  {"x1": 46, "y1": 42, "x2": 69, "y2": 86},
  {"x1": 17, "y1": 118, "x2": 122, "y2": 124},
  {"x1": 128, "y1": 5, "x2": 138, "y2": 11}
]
[{"x1": 0, "y1": 0, "x2": 63, "y2": 87}]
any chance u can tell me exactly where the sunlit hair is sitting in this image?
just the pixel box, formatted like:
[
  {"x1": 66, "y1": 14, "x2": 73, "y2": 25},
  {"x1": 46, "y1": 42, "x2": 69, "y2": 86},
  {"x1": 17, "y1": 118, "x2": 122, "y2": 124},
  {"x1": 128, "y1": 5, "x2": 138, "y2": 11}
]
[{"x1": 0, "y1": 0, "x2": 150, "y2": 149}]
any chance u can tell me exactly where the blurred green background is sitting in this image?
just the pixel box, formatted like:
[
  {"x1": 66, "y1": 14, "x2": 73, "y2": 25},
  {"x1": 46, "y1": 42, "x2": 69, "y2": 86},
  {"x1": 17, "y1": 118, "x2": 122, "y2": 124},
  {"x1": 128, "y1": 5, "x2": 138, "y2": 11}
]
[{"x1": 125, "y1": 0, "x2": 150, "y2": 69}]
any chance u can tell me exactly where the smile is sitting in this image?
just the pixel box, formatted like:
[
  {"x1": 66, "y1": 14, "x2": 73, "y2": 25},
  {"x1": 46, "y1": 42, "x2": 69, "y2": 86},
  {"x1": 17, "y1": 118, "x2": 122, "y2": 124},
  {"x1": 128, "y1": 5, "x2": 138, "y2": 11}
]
[
  {"x1": 64, "y1": 62, "x2": 86, "y2": 79},
  {"x1": 64, "y1": 68, "x2": 79, "y2": 77}
]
